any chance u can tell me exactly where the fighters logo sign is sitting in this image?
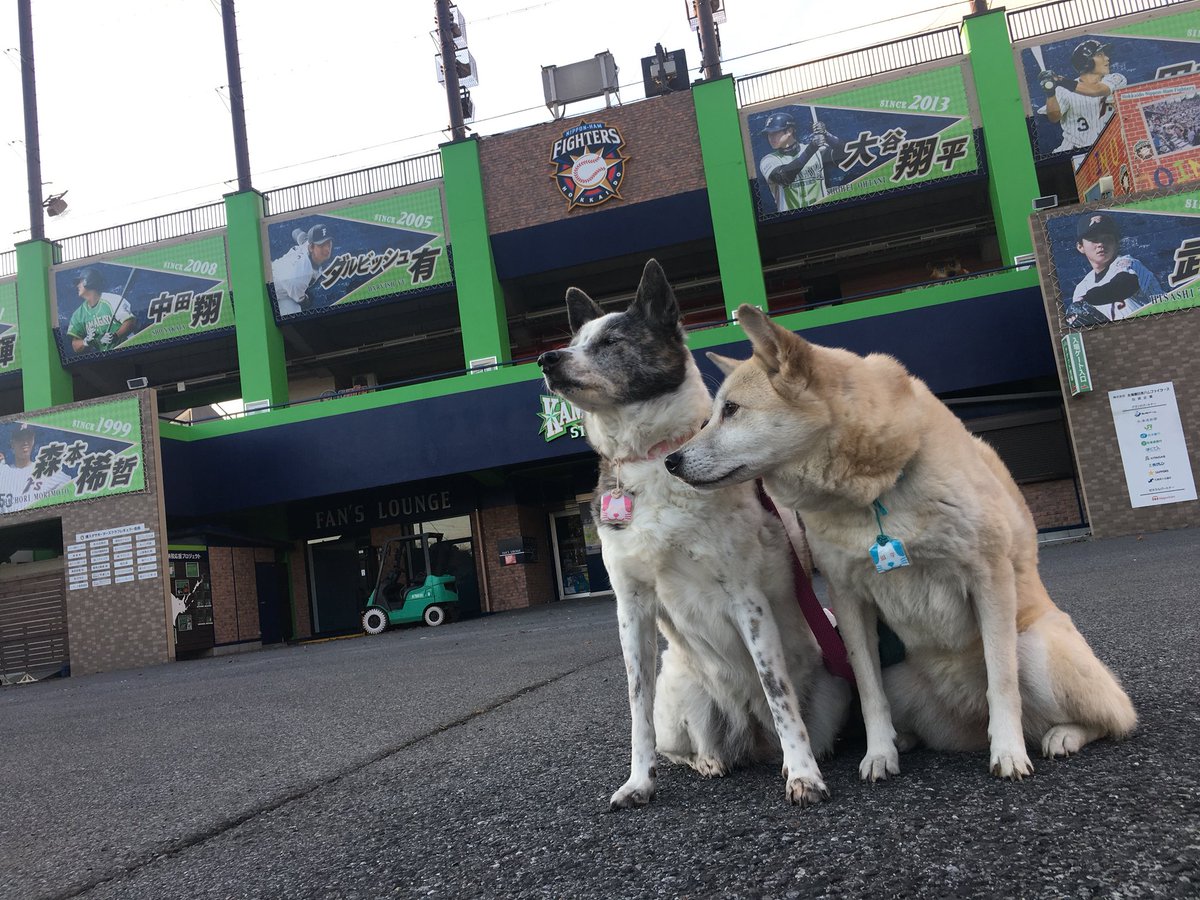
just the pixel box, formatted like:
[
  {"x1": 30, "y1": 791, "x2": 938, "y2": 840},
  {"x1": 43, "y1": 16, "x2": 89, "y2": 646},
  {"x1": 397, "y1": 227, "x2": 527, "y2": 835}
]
[{"x1": 550, "y1": 121, "x2": 629, "y2": 211}]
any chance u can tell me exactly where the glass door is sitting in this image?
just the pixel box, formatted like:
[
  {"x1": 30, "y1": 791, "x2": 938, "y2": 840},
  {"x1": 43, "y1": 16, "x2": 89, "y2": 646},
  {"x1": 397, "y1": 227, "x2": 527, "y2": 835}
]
[{"x1": 549, "y1": 504, "x2": 611, "y2": 600}]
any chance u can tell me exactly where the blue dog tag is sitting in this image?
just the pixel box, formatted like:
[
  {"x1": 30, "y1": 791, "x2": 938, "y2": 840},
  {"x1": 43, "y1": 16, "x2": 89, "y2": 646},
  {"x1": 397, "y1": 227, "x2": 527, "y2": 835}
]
[{"x1": 869, "y1": 537, "x2": 910, "y2": 574}]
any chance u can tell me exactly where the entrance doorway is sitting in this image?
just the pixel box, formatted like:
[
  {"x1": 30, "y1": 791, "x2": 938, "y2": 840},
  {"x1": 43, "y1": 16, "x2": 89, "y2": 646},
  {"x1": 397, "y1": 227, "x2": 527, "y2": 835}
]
[
  {"x1": 549, "y1": 505, "x2": 611, "y2": 600},
  {"x1": 307, "y1": 536, "x2": 373, "y2": 635},
  {"x1": 0, "y1": 518, "x2": 68, "y2": 681}
]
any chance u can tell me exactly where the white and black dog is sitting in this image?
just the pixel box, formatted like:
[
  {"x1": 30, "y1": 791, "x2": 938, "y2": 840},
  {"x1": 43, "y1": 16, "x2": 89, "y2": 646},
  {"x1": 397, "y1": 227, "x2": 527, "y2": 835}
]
[{"x1": 538, "y1": 259, "x2": 850, "y2": 809}]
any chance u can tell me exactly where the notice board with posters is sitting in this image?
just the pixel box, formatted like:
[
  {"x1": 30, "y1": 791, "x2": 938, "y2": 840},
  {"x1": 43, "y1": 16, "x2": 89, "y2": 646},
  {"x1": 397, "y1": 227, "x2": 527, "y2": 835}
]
[
  {"x1": 50, "y1": 232, "x2": 234, "y2": 364},
  {"x1": 741, "y1": 61, "x2": 980, "y2": 219}
]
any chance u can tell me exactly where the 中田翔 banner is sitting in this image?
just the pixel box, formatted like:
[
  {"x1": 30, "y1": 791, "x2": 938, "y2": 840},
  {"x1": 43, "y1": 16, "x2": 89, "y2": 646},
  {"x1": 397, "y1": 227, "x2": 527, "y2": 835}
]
[
  {"x1": 743, "y1": 64, "x2": 979, "y2": 218},
  {"x1": 265, "y1": 185, "x2": 452, "y2": 321},
  {"x1": 0, "y1": 279, "x2": 20, "y2": 376},
  {"x1": 1019, "y1": 7, "x2": 1200, "y2": 158},
  {"x1": 0, "y1": 396, "x2": 145, "y2": 516},
  {"x1": 51, "y1": 233, "x2": 233, "y2": 364},
  {"x1": 1042, "y1": 191, "x2": 1200, "y2": 330}
]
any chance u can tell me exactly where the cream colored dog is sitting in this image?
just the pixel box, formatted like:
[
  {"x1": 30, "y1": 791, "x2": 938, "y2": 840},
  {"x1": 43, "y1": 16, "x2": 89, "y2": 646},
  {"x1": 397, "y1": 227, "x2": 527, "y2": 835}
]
[{"x1": 665, "y1": 305, "x2": 1137, "y2": 781}]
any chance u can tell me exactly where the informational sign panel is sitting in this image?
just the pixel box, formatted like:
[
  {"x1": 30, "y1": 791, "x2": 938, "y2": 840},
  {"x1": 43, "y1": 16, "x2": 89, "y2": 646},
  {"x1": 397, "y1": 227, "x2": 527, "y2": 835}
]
[
  {"x1": 1061, "y1": 332, "x2": 1093, "y2": 395},
  {"x1": 1042, "y1": 192, "x2": 1200, "y2": 330},
  {"x1": 265, "y1": 185, "x2": 452, "y2": 321},
  {"x1": 1108, "y1": 381, "x2": 1197, "y2": 508},
  {"x1": 0, "y1": 279, "x2": 20, "y2": 375},
  {"x1": 66, "y1": 523, "x2": 160, "y2": 591},
  {"x1": 743, "y1": 63, "x2": 979, "y2": 218},
  {"x1": 0, "y1": 396, "x2": 145, "y2": 515},
  {"x1": 1019, "y1": 8, "x2": 1200, "y2": 158},
  {"x1": 51, "y1": 233, "x2": 233, "y2": 363}
]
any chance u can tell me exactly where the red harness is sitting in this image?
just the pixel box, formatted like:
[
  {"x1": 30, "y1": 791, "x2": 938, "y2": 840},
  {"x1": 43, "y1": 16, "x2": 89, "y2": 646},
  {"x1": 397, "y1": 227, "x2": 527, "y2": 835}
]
[{"x1": 757, "y1": 483, "x2": 856, "y2": 684}]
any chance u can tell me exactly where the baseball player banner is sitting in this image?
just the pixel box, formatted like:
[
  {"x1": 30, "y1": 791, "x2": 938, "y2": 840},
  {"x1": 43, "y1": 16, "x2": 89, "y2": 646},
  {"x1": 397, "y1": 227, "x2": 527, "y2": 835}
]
[
  {"x1": 742, "y1": 64, "x2": 978, "y2": 218},
  {"x1": 264, "y1": 185, "x2": 452, "y2": 321},
  {"x1": 1042, "y1": 192, "x2": 1200, "y2": 331},
  {"x1": 0, "y1": 279, "x2": 21, "y2": 377},
  {"x1": 51, "y1": 233, "x2": 233, "y2": 364},
  {"x1": 1019, "y1": 6, "x2": 1200, "y2": 159},
  {"x1": 0, "y1": 396, "x2": 146, "y2": 516}
]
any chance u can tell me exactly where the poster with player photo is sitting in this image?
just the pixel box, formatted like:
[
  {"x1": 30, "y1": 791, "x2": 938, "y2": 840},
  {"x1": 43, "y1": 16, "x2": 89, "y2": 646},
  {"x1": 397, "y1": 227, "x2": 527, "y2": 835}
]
[
  {"x1": 1043, "y1": 196, "x2": 1200, "y2": 329},
  {"x1": 1019, "y1": 7, "x2": 1200, "y2": 158}
]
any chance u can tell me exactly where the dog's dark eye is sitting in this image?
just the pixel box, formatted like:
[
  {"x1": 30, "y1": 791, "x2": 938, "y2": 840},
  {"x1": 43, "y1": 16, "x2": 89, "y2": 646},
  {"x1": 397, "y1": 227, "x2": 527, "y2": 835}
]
[
  {"x1": 722, "y1": 401, "x2": 739, "y2": 419},
  {"x1": 595, "y1": 332, "x2": 616, "y2": 347}
]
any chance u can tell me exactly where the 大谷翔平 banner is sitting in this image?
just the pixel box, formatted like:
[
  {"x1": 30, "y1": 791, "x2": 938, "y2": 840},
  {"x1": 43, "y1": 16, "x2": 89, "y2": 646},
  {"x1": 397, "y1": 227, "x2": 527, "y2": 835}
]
[
  {"x1": 51, "y1": 233, "x2": 233, "y2": 363},
  {"x1": 1041, "y1": 191, "x2": 1200, "y2": 330},
  {"x1": 0, "y1": 396, "x2": 145, "y2": 516},
  {"x1": 265, "y1": 185, "x2": 452, "y2": 321},
  {"x1": 743, "y1": 64, "x2": 978, "y2": 218},
  {"x1": 0, "y1": 279, "x2": 21, "y2": 376},
  {"x1": 1019, "y1": 7, "x2": 1200, "y2": 158}
]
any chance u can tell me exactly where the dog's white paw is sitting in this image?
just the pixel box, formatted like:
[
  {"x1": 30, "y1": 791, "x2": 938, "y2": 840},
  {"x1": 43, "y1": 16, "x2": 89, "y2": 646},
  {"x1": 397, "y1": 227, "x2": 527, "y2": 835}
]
[
  {"x1": 990, "y1": 746, "x2": 1034, "y2": 780},
  {"x1": 609, "y1": 777, "x2": 655, "y2": 810},
  {"x1": 858, "y1": 747, "x2": 900, "y2": 782},
  {"x1": 785, "y1": 774, "x2": 830, "y2": 808},
  {"x1": 1041, "y1": 724, "x2": 1088, "y2": 758},
  {"x1": 690, "y1": 755, "x2": 727, "y2": 778}
]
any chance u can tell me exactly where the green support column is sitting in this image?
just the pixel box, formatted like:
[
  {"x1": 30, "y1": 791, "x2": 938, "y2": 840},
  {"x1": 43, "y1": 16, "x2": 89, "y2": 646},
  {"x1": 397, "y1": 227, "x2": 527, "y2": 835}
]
[
  {"x1": 693, "y1": 75, "x2": 768, "y2": 319},
  {"x1": 15, "y1": 238, "x2": 72, "y2": 411},
  {"x1": 440, "y1": 137, "x2": 510, "y2": 368},
  {"x1": 962, "y1": 8, "x2": 1042, "y2": 265},
  {"x1": 224, "y1": 189, "x2": 288, "y2": 407}
]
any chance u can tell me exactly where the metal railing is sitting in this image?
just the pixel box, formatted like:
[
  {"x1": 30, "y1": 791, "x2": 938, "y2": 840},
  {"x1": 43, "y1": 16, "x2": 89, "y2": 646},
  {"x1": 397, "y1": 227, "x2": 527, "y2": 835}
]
[
  {"x1": 1007, "y1": 0, "x2": 1191, "y2": 42},
  {"x1": 263, "y1": 151, "x2": 443, "y2": 217},
  {"x1": 0, "y1": 250, "x2": 14, "y2": 278},
  {"x1": 736, "y1": 26, "x2": 964, "y2": 108},
  {"x1": 58, "y1": 202, "x2": 227, "y2": 263}
]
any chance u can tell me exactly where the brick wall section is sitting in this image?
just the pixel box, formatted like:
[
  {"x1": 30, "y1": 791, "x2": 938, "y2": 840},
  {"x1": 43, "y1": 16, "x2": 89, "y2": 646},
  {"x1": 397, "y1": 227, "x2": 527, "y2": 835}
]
[
  {"x1": 1034, "y1": 204, "x2": 1200, "y2": 537},
  {"x1": 478, "y1": 91, "x2": 705, "y2": 235},
  {"x1": 1020, "y1": 479, "x2": 1084, "y2": 530},
  {"x1": 0, "y1": 391, "x2": 174, "y2": 675},
  {"x1": 289, "y1": 541, "x2": 312, "y2": 640},
  {"x1": 207, "y1": 546, "x2": 273, "y2": 644},
  {"x1": 477, "y1": 503, "x2": 554, "y2": 612},
  {"x1": 208, "y1": 546, "x2": 238, "y2": 645}
]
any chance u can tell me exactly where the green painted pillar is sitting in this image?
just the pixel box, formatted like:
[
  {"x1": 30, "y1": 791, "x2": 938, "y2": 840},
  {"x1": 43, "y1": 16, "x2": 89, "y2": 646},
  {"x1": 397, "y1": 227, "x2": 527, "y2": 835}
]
[
  {"x1": 15, "y1": 238, "x2": 73, "y2": 411},
  {"x1": 962, "y1": 8, "x2": 1041, "y2": 265},
  {"x1": 224, "y1": 189, "x2": 288, "y2": 407},
  {"x1": 440, "y1": 137, "x2": 510, "y2": 367},
  {"x1": 693, "y1": 75, "x2": 768, "y2": 319}
]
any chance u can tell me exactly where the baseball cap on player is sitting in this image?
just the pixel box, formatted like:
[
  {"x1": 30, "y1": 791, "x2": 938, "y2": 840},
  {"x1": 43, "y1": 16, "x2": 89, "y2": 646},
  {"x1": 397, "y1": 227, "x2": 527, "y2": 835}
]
[
  {"x1": 1072, "y1": 39, "x2": 1113, "y2": 74},
  {"x1": 1076, "y1": 212, "x2": 1120, "y2": 241},
  {"x1": 10, "y1": 423, "x2": 34, "y2": 442},
  {"x1": 73, "y1": 267, "x2": 103, "y2": 292},
  {"x1": 307, "y1": 224, "x2": 332, "y2": 245},
  {"x1": 761, "y1": 112, "x2": 797, "y2": 133}
]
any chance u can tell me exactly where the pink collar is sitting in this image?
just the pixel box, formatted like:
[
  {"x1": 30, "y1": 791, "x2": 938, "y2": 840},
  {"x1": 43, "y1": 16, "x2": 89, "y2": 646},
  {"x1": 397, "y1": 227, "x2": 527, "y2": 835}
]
[{"x1": 618, "y1": 431, "x2": 695, "y2": 465}]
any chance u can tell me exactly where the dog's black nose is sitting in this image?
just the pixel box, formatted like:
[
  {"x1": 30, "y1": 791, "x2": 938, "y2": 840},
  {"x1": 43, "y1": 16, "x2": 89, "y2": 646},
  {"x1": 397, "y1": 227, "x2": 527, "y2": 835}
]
[
  {"x1": 537, "y1": 350, "x2": 561, "y2": 370},
  {"x1": 664, "y1": 451, "x2": 682, "y2": 474}
]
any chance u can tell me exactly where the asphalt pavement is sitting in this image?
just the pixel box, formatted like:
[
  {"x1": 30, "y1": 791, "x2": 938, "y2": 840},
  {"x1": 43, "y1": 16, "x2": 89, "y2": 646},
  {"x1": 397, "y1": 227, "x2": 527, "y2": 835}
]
[{"x1": 2, "y1": 528, "x2": 1198, "y2": 900}]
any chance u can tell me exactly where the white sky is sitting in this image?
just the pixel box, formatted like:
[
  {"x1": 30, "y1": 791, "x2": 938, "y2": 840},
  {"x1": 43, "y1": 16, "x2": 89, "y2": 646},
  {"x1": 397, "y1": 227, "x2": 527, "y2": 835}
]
[{"x1": 0, "y1": 0, "x2": 1042, "y2": 253}]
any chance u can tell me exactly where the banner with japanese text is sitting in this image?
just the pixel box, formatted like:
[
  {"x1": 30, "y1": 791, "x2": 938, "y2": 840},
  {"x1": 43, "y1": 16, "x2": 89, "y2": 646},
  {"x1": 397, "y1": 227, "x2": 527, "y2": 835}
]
[
  {"x1": 0, "y1": 279, "x2": 20, "y2": 376},
  {"x1": 0, "y1": 395, "x2": 145, "y2": 515},
  {"x1": 742, "y1": 63, "x2": 978, "y2": 218},
  {"x1": 264, "y1": 184, "x2": 452, "y2": 321},
  {"x1": 1018, "y1": 7, "x2": 1200, "y2": 158},
  {"x1": 50, "y1": 233, "x2": 233, "y2": 364},
  {"x1": 1041, "y1": 191, "x2": 1200, "y2": 331}
]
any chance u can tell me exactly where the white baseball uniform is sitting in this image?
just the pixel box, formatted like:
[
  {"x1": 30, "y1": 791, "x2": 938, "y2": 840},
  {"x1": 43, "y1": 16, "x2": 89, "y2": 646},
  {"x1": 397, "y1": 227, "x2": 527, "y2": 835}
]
[
  {"x1": 1072, "y1": 255, "x2": 1163, "y2": 321},
  {"x1": 1045, "y1": 73, "x2": 1127, "y2": 152},
  {"x1": 271, "y1": 243, "x2": 321, "y2": 316},
  {"x1": 0, "y1": 462, "x2": 73, "y2": 513}
]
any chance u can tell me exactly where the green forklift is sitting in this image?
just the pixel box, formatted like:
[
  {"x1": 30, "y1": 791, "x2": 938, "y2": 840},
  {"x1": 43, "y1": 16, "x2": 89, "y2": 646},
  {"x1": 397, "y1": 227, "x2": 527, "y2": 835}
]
[{"x1": 361, "y1": 532, "x2": 460, "y2": 633}]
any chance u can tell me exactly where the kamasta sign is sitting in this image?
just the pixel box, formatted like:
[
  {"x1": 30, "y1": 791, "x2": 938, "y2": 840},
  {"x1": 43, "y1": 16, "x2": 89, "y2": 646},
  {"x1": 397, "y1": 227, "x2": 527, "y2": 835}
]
[
  {"x1": 0, "y1": 396, "x2": 146, "y2": 515},
  {"x1": 538, "y1": 394, "x2": 586, "y2": 441},
  {"x1": 550, "y1": 121, "x2": 630, "y2": 210},
  {"x1": 51, "y1": 233, "x2": 233, "y2": 363},
  {"x1": 0, "y1": 280, "x2": 20, "y2": 376},
  {"x1": 266, "y1": 185, "x2": 452, "y2": 320}
]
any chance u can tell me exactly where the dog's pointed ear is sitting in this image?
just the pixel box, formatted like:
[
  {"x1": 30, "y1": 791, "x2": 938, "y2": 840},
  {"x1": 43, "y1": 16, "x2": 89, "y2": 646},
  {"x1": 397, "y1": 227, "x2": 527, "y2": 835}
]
[
  {"x1": 737, "y1": 304, "x2": 814, "y2": 384},
  {"x1": 629, "y1": 258, "x2": 681, "y2": 332},
  {"x1": 706, "y1": 352, "x2": 742, "y2": 378},
  {"x1": 565, "y1": 287, "x2": 604, "y2": 334}
]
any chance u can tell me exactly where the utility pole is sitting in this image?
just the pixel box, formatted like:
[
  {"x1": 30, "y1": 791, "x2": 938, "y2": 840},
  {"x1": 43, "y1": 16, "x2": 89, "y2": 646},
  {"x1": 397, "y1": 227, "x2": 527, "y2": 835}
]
[
  {"x1": 697, "y1": 0, "x2": 722, "y2": 80},
  {"x1": 17, "y1": 0, "x2": 45, "y2": 241},
  {"x1": 436, "y1": 0, "x2": 467, "y2": 141},
  {"x1": 221, "y1": 0, "x2": 253, "y2": 192}
]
